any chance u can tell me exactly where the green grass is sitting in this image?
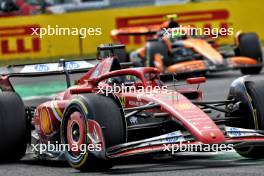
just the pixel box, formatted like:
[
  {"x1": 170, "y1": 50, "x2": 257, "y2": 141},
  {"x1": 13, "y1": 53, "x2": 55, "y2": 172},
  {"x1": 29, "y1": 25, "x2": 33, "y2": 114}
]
[{"x1": 14, "y1": 81, "x2": 67, "y2": 98}]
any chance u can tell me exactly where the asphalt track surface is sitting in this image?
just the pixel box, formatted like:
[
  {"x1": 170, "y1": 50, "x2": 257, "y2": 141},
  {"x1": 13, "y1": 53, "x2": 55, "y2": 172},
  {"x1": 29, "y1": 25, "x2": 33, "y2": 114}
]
[{"x1": 2, "y1": 70, "x2": 264, "y2": 176}]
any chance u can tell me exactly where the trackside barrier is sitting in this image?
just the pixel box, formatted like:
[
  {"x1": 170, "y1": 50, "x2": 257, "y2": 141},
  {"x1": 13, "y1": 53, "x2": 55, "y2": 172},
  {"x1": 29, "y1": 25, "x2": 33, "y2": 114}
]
[{"x1": 0, "y1": 0, "x2": 263, "y2": 62}]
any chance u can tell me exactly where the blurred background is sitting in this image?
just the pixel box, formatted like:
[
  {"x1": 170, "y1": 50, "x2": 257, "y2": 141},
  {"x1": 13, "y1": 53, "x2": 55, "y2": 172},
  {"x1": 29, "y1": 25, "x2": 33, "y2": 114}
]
[{"x1": 0, "y1": 0, "x2": 262, "y2": 65}]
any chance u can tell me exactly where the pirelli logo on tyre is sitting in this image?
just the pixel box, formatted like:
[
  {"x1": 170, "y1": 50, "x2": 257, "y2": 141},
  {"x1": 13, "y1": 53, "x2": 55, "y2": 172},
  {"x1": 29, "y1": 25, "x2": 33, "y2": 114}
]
[
  {"x1": 115, "y1": 9, "x2": 231, "y2": 45},
  {"x1": 0, "y1": 25, "x2": 41, "y2": 55}
]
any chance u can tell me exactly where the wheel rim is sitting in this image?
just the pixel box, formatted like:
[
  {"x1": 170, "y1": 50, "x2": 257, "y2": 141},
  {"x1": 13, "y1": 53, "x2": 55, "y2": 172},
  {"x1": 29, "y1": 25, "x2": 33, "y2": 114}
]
[
  {"x1": 72, "y1": 123, "x2": 80, "y2": 142},
  {"x1": 66, "y1": 111, "x2": 86, "y2": 156}
]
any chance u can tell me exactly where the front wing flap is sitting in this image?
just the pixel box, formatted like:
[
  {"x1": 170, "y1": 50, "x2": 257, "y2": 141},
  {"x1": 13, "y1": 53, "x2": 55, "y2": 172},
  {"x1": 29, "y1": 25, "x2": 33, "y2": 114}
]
[{"x1": 106, "y1": 126, "x2": 264, "y2": 159}]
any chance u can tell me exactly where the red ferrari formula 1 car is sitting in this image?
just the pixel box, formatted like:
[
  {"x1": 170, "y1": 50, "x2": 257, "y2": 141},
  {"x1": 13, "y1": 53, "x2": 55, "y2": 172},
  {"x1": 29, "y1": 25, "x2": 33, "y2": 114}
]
[
  {"x1": 1, "y1": 44, "x2": 264, "y2": 171},
  {"x1": 111, "y1": 15, "x2": 263, "y2": 75}
]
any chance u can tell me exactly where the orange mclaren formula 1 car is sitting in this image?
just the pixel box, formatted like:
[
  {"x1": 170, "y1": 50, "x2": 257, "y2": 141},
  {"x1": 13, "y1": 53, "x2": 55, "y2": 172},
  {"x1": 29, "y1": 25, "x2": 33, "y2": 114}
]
[{"x1": 111, "y1": 15, "x2": 263, "y2": 75}]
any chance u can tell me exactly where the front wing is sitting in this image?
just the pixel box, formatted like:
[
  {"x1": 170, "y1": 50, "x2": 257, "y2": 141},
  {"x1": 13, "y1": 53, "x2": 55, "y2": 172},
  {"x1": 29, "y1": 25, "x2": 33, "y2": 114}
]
[{"x1": 105, "y1": 126, "x2": 264, "y2": 158}]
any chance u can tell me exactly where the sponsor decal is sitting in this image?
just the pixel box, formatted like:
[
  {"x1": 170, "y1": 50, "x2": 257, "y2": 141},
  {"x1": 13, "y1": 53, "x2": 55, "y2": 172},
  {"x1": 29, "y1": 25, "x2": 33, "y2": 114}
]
[
  {"x1": 21, "y1": 63, "x2": 58, "y2": 73},
  {"x1": 128, "y1": 100, "x2": 145, "y2": 106},
  {"x1": 114, "y1": 9, "x2": 230, "y2": 44},
  {"x1": 65, "y1": 61, "x2": 80, "y2": 70},
  {"x1": 129, "y1": 116, "x2": 138, "y2": 124},
  {"x1": 225, "y1": 126, "x2": 263, "y2": 138},
  {"x1": 0, "y1": 25, "x2": 41, "y2": 55},
  {"x1": 20, "y1": 61, "x2": 94, "y2": 73},
  {"x1": 175, "y1": 103, "x2": 193, "y2": 110},
  {"x1": 162, "y1": 131, "x2": 185, "y2": 143},
  {"x1": 227, "y1": 127, "x2": 241, "y2": 137},
  {"x1": 34, "y1": 64, "x2": 50, "y2": 72},
  {"x1": 40, "y1": 108, "x2": 53, "y2": 135}
]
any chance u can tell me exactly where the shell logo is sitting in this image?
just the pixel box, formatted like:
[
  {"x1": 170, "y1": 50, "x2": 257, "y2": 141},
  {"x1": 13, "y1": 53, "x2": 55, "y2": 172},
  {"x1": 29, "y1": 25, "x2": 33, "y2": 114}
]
[{"x1": 40, "y1": 108, "x2": 53, "y2": 135}]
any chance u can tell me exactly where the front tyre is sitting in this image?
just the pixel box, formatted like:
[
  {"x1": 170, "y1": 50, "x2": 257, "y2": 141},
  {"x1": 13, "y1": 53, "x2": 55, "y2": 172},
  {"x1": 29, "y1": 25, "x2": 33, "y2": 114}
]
[
  {"x1": 61, "y1": 94, "x2": 126, "y2": 171},
  {"x1": 235, "y1": 79, "x2": 264, "y2": 158}
]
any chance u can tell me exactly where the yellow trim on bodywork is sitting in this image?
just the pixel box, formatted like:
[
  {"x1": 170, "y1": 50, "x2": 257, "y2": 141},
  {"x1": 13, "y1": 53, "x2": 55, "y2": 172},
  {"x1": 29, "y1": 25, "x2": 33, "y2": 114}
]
[{"x1": 54, "y1": 103, "x2": 63, "y2": 118}]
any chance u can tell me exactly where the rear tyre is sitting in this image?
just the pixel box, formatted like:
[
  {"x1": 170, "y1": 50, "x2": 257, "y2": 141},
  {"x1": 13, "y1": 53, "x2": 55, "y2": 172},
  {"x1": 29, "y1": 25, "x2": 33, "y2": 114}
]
[
  {"x1": 235, "y1": 80, "x2": 264, "y2": 158},
  {"x1": 238, "y1": 33, "x2": 263, "y2": 74},
  {"x1": 61, "y1": 94, "x2": 126, "y2": 171},
  {"x1": 0, "y1": 92, "x2": 27, "y2": 162},
  {"x1": 146, "y1": 40, "x2": 169, "y2": 67}
]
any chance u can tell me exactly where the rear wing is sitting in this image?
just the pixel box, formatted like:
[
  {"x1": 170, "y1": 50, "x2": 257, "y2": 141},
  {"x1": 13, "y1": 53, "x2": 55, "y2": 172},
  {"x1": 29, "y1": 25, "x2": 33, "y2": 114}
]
[
  {"x1": 0, "y1": 60, "x2": 96, "y2": 76},
  {"x1": 0, "y1": 60, "x2": 97, "y2": 92}
]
